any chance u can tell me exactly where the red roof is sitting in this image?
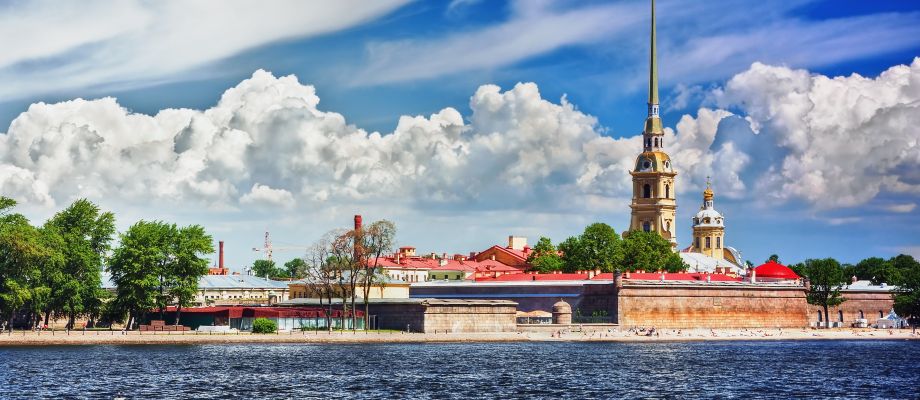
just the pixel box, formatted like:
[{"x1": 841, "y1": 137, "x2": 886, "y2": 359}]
[
  {"x1": 753, "y1": 261, "x2": 800, "y2": 280},
  {"x1": 622, "y1": 272, "x2": 742, "y2": 282},
  {"x1": 475, "y1": 272, "x2": 589, "y2": 282}
]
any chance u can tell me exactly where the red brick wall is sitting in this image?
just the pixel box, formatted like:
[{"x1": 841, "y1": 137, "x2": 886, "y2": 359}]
[
  {"x1": 616, "y1": 284, "x2": 809, "y2": 328},
  {"x1": 807, "y1": 291, "x2": 894, "y2": 326}
]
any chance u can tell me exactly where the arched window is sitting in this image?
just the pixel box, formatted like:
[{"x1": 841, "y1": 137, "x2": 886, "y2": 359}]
[
  {"x1": 817, "y1": 311, "x2": 823, "y2": 322},
  {"x1": 654, "y1": 138, "x2": 659, "y2": 147},
  {"x1": 838, "y1": 310, "x2": 844, "y2": 322},
  {"x1": 646, "y1": 138, "x2": 652, "y2": 148},
  {"x1": 666, "y1": 221, "x2": 671, "y2": 232},
  {"x1": 705, "y1": 237, "x2": 711, "y2": 249},
  {"x1": 695, "y1": 237, "x2": 700, "y2": 249},
  {"x1": 665, "y1": 184, "x2": 670, "y2": 198},
  {"x1": 643, "y1": 184, "x2": 651, "y2": 198},
  {"x1": 643, "y1": 222, "x2": 651, "y2": 232},
  {"x1": 716, "y1": 237, "x2": 721, "y2": 249},
  {"x1": 879, "y1": 311, "x2": 884, "y2": 318},
  {"x1": 859, "y1": 310, "x2": 864, "y2": 319}
]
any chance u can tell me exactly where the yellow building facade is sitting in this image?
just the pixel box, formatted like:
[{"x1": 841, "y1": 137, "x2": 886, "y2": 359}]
[{"x1": 628, "y1": 0, "x2": 677, "y2": 247}]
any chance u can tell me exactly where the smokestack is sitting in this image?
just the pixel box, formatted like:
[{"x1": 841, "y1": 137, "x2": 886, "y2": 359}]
[
  {"x1": 219, "y1": 241, "x2": 225, "y2": 270},
  {"x1": 354, "y1": 214, "x2": 363, "y2": 231}
]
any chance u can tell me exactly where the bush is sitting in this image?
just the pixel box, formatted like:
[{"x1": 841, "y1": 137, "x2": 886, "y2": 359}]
[{"x1": 251, "y1": 318, "x2": 277, "y2": 334}]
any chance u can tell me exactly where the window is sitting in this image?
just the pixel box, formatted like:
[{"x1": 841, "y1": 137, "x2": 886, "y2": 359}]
[
  {"x1": 643, "y1": 222, "x2": 651, "y2": 232},
  {"x1": 665, "y1": 221, "x2": 671, "y2": 232},
  {"x1": 859, "y1": 310, "x2": 864, "y2": 319},
  {"x1": 695, "y1": 237, "x2": 700, "y2": 249},
  {"x1": 838, "y1": 310, "x2": 844, "y2": 322},
  {"x1": 716, "y1": 237, "x2": 721, "y2": 249},
  {"x1": 705, "y1": 237, "x2": 711, "y2": 249},
  {"x1": 646, "y1": 138, "x2": 652, "y2": 148},
  {"x1": 879, "y1": 311, "x2": 884, "y2": 318},
  {"x1": 817, "y1": 311, "x2": 823, "y2": 322},
  {"x1": 665, "y1": 184, "x2": 670, "y2": 198},
  {"x1": 643, "y1": 184, "x2": 651, "y2": 198}
]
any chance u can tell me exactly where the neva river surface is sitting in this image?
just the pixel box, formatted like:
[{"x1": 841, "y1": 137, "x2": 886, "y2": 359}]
[{"x1": 2, "y1": 340, "x2": 918, "y2": 399}]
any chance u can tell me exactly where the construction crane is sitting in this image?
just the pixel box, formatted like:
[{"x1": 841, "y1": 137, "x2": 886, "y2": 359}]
[{"x1": 252, "y1": 231, "x2": 308, "y2": 262}]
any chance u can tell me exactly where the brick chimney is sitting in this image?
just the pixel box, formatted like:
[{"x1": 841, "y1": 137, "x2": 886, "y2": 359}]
[
  {"x1": 219, "y1": 241, "x2": 225, "y2": 270},
  {"x1": 354, "y1": 214, "x2": 363, "y2": 231}
]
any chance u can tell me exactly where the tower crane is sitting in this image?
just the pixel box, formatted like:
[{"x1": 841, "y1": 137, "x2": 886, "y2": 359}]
[{"x1": 252, "y1": 231, "x2": 308, "y2": 262}]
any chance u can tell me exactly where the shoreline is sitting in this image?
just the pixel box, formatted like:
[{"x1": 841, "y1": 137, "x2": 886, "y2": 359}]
[{"x1": 1, "y1": 328, "x2": 917, "y2": 346}]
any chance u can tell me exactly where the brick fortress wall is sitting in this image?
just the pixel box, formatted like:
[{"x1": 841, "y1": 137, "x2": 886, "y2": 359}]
[
  {"x1": 807, "y1": 291, "x2": 894, "y2": 326},
  {"x1": 615, "y1": 283, "x2": 809, "y2": 328}
]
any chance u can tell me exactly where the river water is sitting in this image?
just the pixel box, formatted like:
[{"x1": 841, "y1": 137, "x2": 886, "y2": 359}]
[{"x1": 2, "y1": 340, "x2": 918, "y2": 399}]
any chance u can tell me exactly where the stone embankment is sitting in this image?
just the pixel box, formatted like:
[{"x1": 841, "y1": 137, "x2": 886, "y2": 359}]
[{"x1": 0, "y1": 327, "x2": 916, "y2": 345}]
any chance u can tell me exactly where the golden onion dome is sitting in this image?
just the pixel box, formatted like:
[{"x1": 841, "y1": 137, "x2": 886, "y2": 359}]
[
  {"x1": 634, "y1": 151, "x2": 674, "y2": 173},
  {"x1": 703, "y1": 187, "x2": 714, "y2": 201}
]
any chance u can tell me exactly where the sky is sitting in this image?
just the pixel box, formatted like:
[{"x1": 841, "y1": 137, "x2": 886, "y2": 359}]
[{"x1": 1, "y1": 0, "x2": 919, "y2": 271}]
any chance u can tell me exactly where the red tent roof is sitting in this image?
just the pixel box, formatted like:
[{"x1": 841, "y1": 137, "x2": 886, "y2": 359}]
[{"x1": 753, "y1": 261, "x2": 800, "y2": 280}]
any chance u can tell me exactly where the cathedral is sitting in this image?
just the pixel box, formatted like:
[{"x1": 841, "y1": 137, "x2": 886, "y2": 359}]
[{"x1": 627, "y1": 0, "x2": 744, "y2": 275}]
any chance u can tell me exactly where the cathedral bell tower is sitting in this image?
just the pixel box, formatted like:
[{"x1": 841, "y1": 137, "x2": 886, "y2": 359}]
[{"x1": 628, "y1": 0, "x2": 677, "y2": 247}]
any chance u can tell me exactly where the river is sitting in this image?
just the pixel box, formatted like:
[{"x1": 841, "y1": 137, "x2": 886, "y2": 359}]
[{"x1": 2, "y1": 340, "x2": 918, "y2": 399}]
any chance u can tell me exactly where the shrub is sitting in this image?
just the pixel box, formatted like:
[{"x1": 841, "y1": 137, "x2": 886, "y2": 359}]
[{"x1": 251, "y1": 318, "x2": 277, "y2": 334}]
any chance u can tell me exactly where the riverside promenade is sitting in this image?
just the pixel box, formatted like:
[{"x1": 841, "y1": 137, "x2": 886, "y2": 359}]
[{"x1": 1, "y1": 327, "x2": 916, "y2": 345}]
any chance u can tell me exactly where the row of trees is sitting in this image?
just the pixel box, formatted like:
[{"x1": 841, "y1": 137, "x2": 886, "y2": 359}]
[
  {"x1": 251, "y1": 258, "x2": 307, "y2": 280},
  {"x1": 0, "y1": 196, "x2": 214, "y2": 331},
  {"x1": 0, "y1": 198, "x2": 114, "y2": 331},
  {"x1": 764, "y1": 255, "x2": 920, "y2": 327},
  {"x1": 526, "y1": 223, "x2": 686, "y2": 273}
]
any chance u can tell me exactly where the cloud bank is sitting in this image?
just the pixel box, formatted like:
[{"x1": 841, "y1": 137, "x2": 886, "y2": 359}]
[{"x1": 2, "y1": 60, "x2": 919, "y2": 219}]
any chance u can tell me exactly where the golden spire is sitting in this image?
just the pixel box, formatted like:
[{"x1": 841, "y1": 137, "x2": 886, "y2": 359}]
[
  {"x1": 704, "y1": 176, "x2": 714, "y2": 201},
  {"x1": 649, "y1": 0, "x2": 658, "y2": 108},
  {"x1": 644, "y1": 0, "x2": 663, "y2": 134}
]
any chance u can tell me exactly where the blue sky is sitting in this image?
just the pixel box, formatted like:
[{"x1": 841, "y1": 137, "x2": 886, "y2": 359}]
[{"x1": 1, "y1": 0, "x2": 919, "y2": 269}]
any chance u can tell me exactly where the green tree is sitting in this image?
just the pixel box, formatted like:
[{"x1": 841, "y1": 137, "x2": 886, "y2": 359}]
[
  {"x1": 620, "y1": 231, "x2": 687, "y2": 273},
  {"x1": 109, "y1": 221, "x2": 212, "y2": 329},
  {"x1": 167, "y1": 225, "x2": 213, "y2": 325},
  {"x1": 767, "y1": 254, "x2": 781, "y2": 263},
  {"x1": 892, "y1": 261, "x2": 920, "y2": 329},
  {"x1": 803, "y1": 258, "x2": 847, "y2": 328},
  {"x1": 853, "y1": 257, "x2": 886, "y2": 281},
  {"x1": 0, "y1": 197, "x2": 46, "y2": 331},
  {"x1": 284, "y1": 258, "x2": 307, "y2": 279},
  {"x1": 252, "y1": 259, "x2": 279, "y2": 278},
  {"x1": 526, "y1": 237, "x2": 564, "y2": 273},
  {"x1": 560, "y1": 223, "x2": 623, "y2": 272},
  {"x1": 45, "y1": 199, "x2": 115, "y2": 328}
]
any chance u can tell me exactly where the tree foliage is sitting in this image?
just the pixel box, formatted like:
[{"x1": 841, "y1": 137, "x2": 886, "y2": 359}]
[
  {"x1": 620, "y1": 231, "x2": 687, "y2": 273},
  {"x1": 251, "y1": 317, "x2": 277, "y2": 334},
  {"x1": 559, "y1": 223, "x2": 623, "y2": 272},
  {"x1": 802, "y1": 258, "x2": 847, "y2": 327},
  {"x1": 284, "y1": 258, "x2": 307, "y2": 279},
  {"x1": 108, "y1": 221, "x2": 212, "y2": 329},
  {"x1": 44, "y1": 199, "x2": 115, "y2": 328},
  {"x1": 252, "y1": 259, "x2": 282, "y2": 279},
  {"x1": 527, "y1": 237, "x2": 564, "y2": 273}
]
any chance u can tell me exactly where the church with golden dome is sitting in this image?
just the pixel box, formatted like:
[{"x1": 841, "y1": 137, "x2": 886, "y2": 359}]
[{"x1": 627, "y1": 0, "x2": 744, "y2": 275}]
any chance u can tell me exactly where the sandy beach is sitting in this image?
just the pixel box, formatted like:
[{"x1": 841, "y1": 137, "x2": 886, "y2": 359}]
[{"x1": 0, "y1": 327, "x2": 916, "y2": 346}]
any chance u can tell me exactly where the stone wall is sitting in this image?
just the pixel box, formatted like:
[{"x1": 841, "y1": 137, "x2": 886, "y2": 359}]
[
  {"x1": 616, "y1": 283, "x2": 809, "y2": 328},
  {"x1": 807, "y1": 291, "x2": 894, "y2": 327},
  {"x1": 368, "y1": 299, "x2": 517, "y2": 333},
  {"x1": 423, "y1": 302, "x2": 518, "y2": 333}
]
